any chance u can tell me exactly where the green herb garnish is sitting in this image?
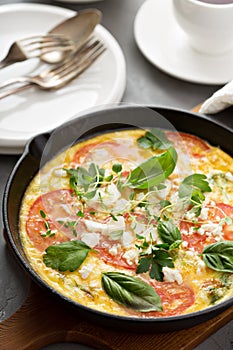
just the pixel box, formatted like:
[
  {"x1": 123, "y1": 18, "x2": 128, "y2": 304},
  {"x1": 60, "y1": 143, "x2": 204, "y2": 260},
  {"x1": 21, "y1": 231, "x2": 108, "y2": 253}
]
[
  {"x1": 179, "y1": 174, "x2": 212, "y2": 216},
  {"x1": 101, "y1": 272, "x2": 162, "y2": 312},
  {"x1": 126, "y1": 147, "x2": 177, "y2": 189},
  {"x1": 112, "y1": 163, "x2": 122, "y2": 173},
  {"x1": 40, "y1": 210, "x2": 56, "y2": 238},
  {"x1": 157, "y1": 220, "x2": 182, "y2": 246},
  {"x1": 43, "y1": 240, "x2": 95, "y2": 272},
  {"x1": 135, "y1": 220, "x2": 182, "y2": 281},
  {"x1": 137, "y1": 128, "x2": 172, "y2": 150},
  {"x1": 202, "y1": 241, "x2": 233, "y2": 273}
]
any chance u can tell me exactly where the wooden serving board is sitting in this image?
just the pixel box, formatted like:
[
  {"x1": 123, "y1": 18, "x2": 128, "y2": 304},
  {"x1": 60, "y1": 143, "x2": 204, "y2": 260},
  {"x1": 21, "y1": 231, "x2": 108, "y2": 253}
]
[{"x1": 0, "y1": 280, "x2": 233, "y2": 350}]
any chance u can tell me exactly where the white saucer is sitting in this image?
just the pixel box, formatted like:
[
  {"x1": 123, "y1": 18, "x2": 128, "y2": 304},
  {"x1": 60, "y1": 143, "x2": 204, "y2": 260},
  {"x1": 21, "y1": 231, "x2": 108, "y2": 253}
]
[
  {"x1": 134, "y1": 0, "x2": 233, "y2": 85},
  {"x1": 0, "y1": 3, "x2": 126, "y2": 154}
]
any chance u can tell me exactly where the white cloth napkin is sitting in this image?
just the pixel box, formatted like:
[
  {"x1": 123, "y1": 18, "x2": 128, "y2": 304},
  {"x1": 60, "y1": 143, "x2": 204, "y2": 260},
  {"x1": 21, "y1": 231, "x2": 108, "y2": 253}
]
[{"x1": 199, "y1": 80, "x2": 233, "y2": 114}]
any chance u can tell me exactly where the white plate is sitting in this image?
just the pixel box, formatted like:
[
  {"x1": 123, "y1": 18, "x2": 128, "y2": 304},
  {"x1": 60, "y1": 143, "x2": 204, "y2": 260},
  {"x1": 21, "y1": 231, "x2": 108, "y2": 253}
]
[
  {"x1": 134, "y1": 0, "x2": 233, "y2": 85},
  {"x1": 0, "y1": 3, "x2": 126, "y2": 154}
]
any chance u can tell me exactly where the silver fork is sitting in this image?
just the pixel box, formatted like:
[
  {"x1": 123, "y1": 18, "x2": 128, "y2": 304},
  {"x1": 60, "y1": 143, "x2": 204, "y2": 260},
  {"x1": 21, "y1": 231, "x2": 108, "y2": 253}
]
[
  {"x1": 0, "y1": 40, "x2": 105, "y2": 100},
  {"x1": 0, "y1": 34, "x2": 75, "y2": 69}
]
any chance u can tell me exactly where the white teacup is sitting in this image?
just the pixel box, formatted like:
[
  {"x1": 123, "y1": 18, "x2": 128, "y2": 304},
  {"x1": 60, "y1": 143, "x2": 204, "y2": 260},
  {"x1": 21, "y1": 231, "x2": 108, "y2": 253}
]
[{"x1": 172, "y1": 0, "x2": 233, "y2": 55}]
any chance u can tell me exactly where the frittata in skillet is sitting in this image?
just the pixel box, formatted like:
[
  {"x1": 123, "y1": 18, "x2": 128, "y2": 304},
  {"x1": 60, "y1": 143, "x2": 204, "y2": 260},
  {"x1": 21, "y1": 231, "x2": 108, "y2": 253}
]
[{"x1": 19, "y1": 128, "x2": 233, "y2": 317}]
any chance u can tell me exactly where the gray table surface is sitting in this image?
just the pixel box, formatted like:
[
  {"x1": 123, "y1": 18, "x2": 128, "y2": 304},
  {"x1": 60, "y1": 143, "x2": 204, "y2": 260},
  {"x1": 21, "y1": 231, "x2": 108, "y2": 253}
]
[{"x1": 0, "y1": 0, "x2": 232, "y2": 349}]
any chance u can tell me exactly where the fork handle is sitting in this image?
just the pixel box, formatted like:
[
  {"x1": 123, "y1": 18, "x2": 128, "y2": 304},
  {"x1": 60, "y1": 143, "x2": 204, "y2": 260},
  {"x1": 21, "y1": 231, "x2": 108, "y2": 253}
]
[
  {"x1": 0, "y1": 76, "x2": 34, "y2": 99},
  {"x1": 0, "y1": 82, "x2": 33, "y2": 99},
  {"x1": 0, "y1": 60, "x2": 10, "y2": 69}
]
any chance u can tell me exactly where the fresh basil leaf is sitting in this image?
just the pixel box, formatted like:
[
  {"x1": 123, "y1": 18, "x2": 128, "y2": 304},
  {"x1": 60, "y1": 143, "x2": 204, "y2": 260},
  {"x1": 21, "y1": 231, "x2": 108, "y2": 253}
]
[
  {"x1": 202, "y1": 241, "x2": 233, "y2": 273},
  {"x1": 157, "y1": 220, "x2": 182, "y2": 245},
  {"x1": 179, "y1": 174, "x2": 211, "y2": 198},
  {"x1": 102, "y1": 272, "x2": 162, "y2": 312},
  {"x1": 137, "y1": 128, "x2": 173, "y2": 150},
  {"x1": 137, "y1": 137, "x2": 153, "y2": 149},
  {"x1": 126, "y1": 147, "x2": 177, "y2": 189},
  {"x1": 43, "y1": 240, "x2": 93, "y2": 272},
  {"x1": 178, "y1": 174, "x2": 211, "y2": 217}
]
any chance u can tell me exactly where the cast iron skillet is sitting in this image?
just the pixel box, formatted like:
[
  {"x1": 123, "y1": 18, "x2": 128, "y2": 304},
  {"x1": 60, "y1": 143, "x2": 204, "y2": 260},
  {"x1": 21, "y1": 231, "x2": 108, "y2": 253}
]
[{"x1": 3, "y1": 105, "x2": 233, "y2": 332}]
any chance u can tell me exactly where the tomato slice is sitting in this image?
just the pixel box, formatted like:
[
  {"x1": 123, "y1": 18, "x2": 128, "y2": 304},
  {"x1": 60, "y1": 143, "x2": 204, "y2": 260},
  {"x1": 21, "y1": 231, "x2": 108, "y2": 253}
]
[
  {"x1": 136, "y1": 280, "x2": 195, "y2": 317},
  {"x1": 213, "y1": 203, "x2": 233, "y2": 240},
  {"x1": 165, "y1": 131, "x2": 210, "y2": 157},
  {"x1": 180, "y1": 221, "x2": 216, "y2": 253},
  {"x1": 26, "y1": 189, "x2": 84, "y2": 251},
  {"x1": 180, "y1": 203, "x2": 233, "y2": 252},
  {"x1": 71, "y1": 141, "x2": 132, "y2": 167},
  {"x1": 71, "y1": 142, "x2": 99, "y2": 165},
  {"x1": 96, "y1": 245, "x2": 136, "y2": 270}
]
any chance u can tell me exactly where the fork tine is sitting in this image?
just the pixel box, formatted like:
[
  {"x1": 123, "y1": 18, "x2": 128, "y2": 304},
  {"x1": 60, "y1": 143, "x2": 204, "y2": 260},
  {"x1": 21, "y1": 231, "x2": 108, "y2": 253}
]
[
  {"x1": 60, "y1": 43, "x2": 105, "y2": 79},
  {"x1": 48, "y1": 40, "x2": 102, "y2": 77},
  {"x1": 54, "y1": 42, "x2": 106, "y2": 84}
]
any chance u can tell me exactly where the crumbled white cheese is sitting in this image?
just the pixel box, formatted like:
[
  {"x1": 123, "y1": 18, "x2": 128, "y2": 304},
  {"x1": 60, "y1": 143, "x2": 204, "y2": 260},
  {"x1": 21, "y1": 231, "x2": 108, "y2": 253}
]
[
  {"x1": 163, "y1": 267, "x2": 183, "y2": 285},
  {"x1": 84, "y1": 220, "x2": 107, "y2": 233},
  {"x1": 185, "y1": 250, "x2": 196, "y2": 258},
  {"x1": 131, "y1": 221, "x2": 146, "y2": 235},
  {"x1": 81, "y1": 232, "x2": 100, "y2": 248},
  {"x1": 87, "y1": 183, "x2": 121, "y2": 208},
  {"x1": 196, "y1": 258, "x2": 206, "y2": 275},
  {"x1": 91, "y1": 148, "x2": 109, "y2": 163},
  {"x1": 106, "y1": 216, "x2": 126, "y2": 234},
  {"x1": 122, "y1": 249, "x2": 138, "y2": 266},
  {"x1": 181, "y1": 229, "x2": 189, "y2": 236},
  {"x1": 198, "y1": 222, "x2": 223, "y2": 238},
  {"x1": 199, "y1": 207, "x2": 209, "y2": 220},
  {"x1": 59, "y1": 203, "x2": 74, "y2": 215},
  {"x1": 122, "y1": 231, "x2": 134, "y2": 247},
  {"x1": 108, "y1": 244, "x2": 120, "y2": 256},
  {"x1": 185, "y1": 211, "x2": 196, "y2": 220},
  {"x1": 53, "y1": 168, "x2": 67, "y2": 178},
  {"x1": 135, "y1": 192, "x2": 145, "y2": 202},
  {"x1": 102, "y1": 241, "x2": 110, "y2": 248},
  {"x1": 84, "y1": 216, "x2": 126, "y2": 236},
  {"x1": 226, "y1": 172, "x2": 233, "y2": 182},
  {"x1": 148, "y1": 180, "x2": 171, "y2": 201},
  {"x1": 79, "y1": 263, "x2": 94, "y2": 279},
  {"x1": 112, "y1": 199, "x2": 130, "y2": 213},
  {"x1": 181, "y1": 240, "x2": 188, "y2": 248}
]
